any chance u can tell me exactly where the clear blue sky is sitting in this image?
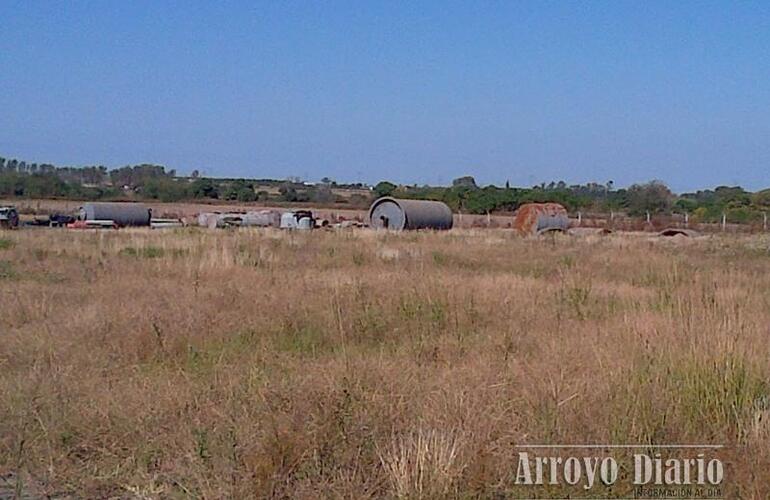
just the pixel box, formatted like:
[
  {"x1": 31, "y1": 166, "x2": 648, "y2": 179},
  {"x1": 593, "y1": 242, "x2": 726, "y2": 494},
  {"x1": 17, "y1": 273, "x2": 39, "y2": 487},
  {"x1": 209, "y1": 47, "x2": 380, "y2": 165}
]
[{"x1": 1, "y1": 1, "x2": 768, "y2": 192}]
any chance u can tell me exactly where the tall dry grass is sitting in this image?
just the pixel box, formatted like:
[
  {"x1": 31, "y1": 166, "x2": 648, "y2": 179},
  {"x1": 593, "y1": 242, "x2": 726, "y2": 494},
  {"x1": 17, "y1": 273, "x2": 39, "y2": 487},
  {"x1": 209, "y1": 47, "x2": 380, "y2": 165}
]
[{"x1": 0, "y1": 228, "x2": 768, "y2": 498}]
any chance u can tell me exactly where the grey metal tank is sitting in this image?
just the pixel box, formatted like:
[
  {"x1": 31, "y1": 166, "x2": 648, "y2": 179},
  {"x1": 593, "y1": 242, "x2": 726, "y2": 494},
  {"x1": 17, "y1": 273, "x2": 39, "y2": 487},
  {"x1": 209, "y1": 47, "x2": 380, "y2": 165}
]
[
  {"x1": 79, "y1": 202, "x2": 152, "y2": 226},
  {"x1": 368, "y1": 197, "x2": 453, "y2": 230}
]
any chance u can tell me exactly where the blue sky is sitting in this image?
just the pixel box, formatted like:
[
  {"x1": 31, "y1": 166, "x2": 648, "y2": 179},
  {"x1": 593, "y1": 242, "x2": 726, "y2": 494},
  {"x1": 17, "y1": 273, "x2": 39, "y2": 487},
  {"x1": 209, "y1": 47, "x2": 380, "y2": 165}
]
[{"x1": 1, "y1": 1, "x2": 768, "y2": 191}]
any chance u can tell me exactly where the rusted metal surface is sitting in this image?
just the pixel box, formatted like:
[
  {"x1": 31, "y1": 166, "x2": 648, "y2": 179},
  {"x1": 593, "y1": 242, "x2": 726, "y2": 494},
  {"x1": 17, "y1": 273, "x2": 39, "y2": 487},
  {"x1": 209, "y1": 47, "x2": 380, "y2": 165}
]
[
  {"x1": 368, "y1": 197, "x2": 453, "y2": 230},
  {"x1": 80, "y1": 203, "x2": 151, "y2": 227},
  {"x1": 512, "y1": 203, "x2": 570, "y2": 236}
]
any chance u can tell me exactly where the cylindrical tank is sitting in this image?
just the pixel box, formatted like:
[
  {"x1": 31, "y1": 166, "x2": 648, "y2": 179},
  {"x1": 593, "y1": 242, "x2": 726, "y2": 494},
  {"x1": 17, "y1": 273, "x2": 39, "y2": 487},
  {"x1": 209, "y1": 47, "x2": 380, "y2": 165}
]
[
  {"x1": 368, "y1": 197, "x2": 453, "y2": 230},
  {"x1": 79, "y1": 203, "x2": 151, "y2": 227}
]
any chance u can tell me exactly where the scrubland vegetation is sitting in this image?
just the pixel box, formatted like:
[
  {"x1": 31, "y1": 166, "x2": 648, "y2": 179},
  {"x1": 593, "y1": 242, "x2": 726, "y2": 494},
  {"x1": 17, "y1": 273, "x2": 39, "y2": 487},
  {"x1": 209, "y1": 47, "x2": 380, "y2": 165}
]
[
  {"x1": 1, "y1": 228, "x2": 769, "y2": 498},
  {"x1": 4, "y1": 156, "x2": 770, "y2": 223}
]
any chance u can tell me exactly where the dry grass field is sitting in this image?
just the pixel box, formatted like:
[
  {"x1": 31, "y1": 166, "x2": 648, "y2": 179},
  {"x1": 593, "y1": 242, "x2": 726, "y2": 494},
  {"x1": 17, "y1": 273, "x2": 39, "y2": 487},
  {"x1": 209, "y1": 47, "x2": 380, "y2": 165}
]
[{"x1": 1, "y1": 227, "x2": 769, "y2": 498}]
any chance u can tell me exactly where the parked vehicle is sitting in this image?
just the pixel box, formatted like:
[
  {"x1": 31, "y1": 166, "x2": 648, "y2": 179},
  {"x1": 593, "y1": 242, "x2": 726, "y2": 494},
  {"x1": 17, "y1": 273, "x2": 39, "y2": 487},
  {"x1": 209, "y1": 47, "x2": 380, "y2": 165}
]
[{"x1": 0, "y1": 206, "x2": 19, "y2": 229}]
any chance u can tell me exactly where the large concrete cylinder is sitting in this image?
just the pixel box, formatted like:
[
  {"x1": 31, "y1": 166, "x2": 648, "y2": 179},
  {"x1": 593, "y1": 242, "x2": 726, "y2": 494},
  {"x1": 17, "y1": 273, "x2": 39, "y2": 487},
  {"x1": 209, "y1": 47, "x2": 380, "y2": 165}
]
[
  {"x1": 242, "y1": 210, "x2": 281, "y2": 227},
  {"x1": 79, "y1": 203, "x2": 152, "y2": 227},
  {"x1": 368, "y1": 197, "x2": 453, "y2": 230}
]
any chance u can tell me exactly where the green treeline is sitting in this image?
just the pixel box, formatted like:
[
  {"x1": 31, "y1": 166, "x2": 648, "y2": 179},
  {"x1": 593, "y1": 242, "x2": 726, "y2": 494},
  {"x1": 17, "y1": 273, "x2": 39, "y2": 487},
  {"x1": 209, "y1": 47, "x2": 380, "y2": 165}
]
[
  {"x1": 375, "y1": 178, "x2": 770, "y2": 223},
  {"x1": 1, "y1": 156, "x2": 769, "y2": 223}
]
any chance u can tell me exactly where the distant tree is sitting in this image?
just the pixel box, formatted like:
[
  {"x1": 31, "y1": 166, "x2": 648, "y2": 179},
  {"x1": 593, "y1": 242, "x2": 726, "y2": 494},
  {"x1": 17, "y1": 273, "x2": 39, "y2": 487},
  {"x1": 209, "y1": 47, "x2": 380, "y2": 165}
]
[
  {"x1": 452, "y1": 176, "x2": 477, "y2": 188},
  {"x1": 673, "y1": 198, "x2": 698, "y2": 213},
  {"x1": 109, "y1": 164, "x2": 169, "y2": 188},
  {"x1": 374, "y1": 181, "x2": 397, "y2": 198},
  {"x1": 191, "y1": 178, "x2": 218, "y2": 199},
  {"x1": 221, "y1": 179, "x2": 256, "y2": 202},
  {"x1": 626, "y1": 180, "x2": 673, "y2": 215},
  {"x1": 25, "y1": 173, "x2": 70, "y2": 198},
  {"x1": 713, "y1": 186, "x2": 750, "y2": 207},
  {"x1": 143, "y1": 178, "x2": 189, "y2": 202},
  {"x1": 236, "y1": 187, "x2": 257, "y2": 202},
  {"x1": 752, "y1": 189, "x2": 770, "y2": 208}
]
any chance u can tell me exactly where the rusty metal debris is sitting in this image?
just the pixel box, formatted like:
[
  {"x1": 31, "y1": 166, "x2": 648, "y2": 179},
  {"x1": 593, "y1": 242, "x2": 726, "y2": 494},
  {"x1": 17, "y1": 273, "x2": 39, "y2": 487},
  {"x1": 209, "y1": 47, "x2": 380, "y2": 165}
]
[{"x1": 512, "y1": 203, "x2": 570, "y2": 236}]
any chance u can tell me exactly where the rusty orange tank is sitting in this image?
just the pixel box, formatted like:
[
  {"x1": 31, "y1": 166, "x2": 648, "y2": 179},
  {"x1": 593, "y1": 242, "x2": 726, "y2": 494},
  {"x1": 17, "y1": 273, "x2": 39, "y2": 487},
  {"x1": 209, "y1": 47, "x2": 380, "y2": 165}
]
[{"x1": 512, "y1": 203, "x2": 570, "y2": 236}]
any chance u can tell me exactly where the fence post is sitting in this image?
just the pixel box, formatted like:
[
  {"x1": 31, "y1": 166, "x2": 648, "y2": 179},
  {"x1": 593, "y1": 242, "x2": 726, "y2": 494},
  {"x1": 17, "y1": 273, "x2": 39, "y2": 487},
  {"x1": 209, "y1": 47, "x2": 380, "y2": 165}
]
[
  {"x1": 684, "y1": 212, "x2": 689, "y2": 227},
  {"x1": 578, "y1": 211, "x2": 582, "y2": 226},
  {"x1": 646, "y1": 211, "x2": 651, "y2": 224},
  {"x1": 722, "y1": 212, "x2": 726, "y2": 232},
  {"x1": 764, "y1": 212, "x2": 767, "y2": 231},
  {"x1": 486, "y1": 211, "x2": 491, "y2": 227}
]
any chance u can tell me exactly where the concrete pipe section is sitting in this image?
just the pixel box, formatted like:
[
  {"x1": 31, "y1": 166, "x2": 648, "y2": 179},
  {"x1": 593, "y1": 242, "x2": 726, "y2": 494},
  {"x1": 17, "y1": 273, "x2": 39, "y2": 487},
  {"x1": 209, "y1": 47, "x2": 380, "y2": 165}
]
[
  {"x1": 79, "y1": 202, "x2": 152, "y2": 227},
  {"x1": 368, "y1": 197, "x2": 453, "y2": 230}
]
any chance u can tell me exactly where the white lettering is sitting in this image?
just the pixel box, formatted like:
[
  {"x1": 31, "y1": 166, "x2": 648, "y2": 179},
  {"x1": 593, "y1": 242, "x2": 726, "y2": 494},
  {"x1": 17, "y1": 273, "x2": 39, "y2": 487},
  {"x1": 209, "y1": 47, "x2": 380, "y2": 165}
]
[
  {"x1": 707, "y1": 459, "x2": 723, "y2": 485},
  {"x1": 515, "y1": 452, "x2": 533, "y2": 485},
  {"x1": 634, "y1": 454, "x2": 653, "y2": 485},
  {"x1": 600, "y1": 457, "x2": 618, "y2": 485},
  {"x1": 563, "y1": 457, "x2": 580, "y2": 485}
]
